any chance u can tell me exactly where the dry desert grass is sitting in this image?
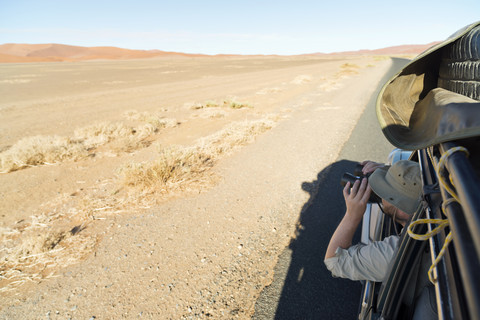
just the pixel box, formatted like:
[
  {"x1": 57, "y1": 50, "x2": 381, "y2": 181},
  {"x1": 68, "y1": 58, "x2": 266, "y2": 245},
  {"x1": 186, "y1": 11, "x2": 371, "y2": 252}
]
[
  {"x1": 0, "y1": 216, "x2": 97, "y2": 293},
  {"x1": 120, "y1": 118, "x2": 275, "y2": 192},
  {"x1": 187, "y1": 98, "x2": 253, "y2": 110},
  {"x1": 0, "y1": 113, "x2": 178, "y2": 173},
  {"x1": 0, "y1": 111, "x2": 276, "y2": 292}
]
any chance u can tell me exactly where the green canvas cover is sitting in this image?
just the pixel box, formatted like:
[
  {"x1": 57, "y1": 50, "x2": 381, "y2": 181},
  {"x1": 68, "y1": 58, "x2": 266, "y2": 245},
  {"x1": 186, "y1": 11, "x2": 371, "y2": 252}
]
[{"x1": 376, "y1": 21, "x2": 480, "y2": 150}]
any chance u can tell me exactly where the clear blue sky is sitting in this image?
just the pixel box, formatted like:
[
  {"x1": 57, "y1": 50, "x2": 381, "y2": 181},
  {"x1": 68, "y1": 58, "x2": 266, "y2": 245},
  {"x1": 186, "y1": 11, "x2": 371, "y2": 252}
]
[{"x1": 1, "y1": 0, "x2": 479, "y2": 55}]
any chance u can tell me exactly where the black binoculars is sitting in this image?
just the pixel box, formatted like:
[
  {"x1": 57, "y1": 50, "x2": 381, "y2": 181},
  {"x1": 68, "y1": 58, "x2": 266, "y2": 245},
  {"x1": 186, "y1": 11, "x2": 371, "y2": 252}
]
[{"x1": 340, "y1": 163, "x2": 381, "y2": 203}]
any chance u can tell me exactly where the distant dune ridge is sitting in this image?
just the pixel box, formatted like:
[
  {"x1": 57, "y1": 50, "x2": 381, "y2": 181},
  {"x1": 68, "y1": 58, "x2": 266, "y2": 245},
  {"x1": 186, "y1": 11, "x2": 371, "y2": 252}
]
[
  {"x1": 326, "y1": 42, "x2": 441, "y2": 55},
  {"x1": 0, "y1": 42, "x2": 439, "y2": 63},
  {"x1": 0, "y1": 43, "x2": 202, "y2": 62}
]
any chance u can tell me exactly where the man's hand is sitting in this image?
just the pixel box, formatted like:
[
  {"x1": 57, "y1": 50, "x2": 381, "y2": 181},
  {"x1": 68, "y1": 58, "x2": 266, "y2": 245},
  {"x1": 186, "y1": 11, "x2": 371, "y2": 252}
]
[
  {"x1": 343, "y1": 178, "x2": 371, "y2": 223},
  {"x1": 325, "y1": 178, "x2": 371, "y2": 260},
  {"x1": 361, "y1": 160, "x2": 385, "y2": 175}
]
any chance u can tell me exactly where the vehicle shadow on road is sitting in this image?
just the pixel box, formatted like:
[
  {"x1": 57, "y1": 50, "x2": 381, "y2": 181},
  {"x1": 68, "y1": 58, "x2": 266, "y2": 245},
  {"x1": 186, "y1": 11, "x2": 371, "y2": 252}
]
[{"x1": 254, "y1": 160, "x2": 363, "y2": 320}]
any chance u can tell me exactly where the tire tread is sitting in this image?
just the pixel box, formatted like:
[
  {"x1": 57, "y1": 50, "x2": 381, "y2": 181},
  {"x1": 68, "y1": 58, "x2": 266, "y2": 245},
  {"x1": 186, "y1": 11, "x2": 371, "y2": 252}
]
[{"x1": 438, "y1": 25, "x2": 480, "y2": 101}]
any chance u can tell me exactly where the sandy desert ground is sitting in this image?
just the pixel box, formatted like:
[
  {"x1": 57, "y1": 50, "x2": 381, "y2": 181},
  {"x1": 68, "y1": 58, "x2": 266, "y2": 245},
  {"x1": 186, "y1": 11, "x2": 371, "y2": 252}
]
[{"x1": 1, "y1": 53, "x2": 397, "y2": 319}]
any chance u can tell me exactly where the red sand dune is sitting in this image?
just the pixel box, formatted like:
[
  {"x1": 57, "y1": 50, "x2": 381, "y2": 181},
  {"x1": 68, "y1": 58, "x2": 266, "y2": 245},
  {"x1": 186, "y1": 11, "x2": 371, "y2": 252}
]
[
  {"x1": 0, "y1": 42, "x2": 439, "y2": 63},
  {"x1": 0, "y1": 43, "x2": 199, "y2": 63},
  {"x1": 0, "y1": 52, "x2": 64, "y2": 63}
]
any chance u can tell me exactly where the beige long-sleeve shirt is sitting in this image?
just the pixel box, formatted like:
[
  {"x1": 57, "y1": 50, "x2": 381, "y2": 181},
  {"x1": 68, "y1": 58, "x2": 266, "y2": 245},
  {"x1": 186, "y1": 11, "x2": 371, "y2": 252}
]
[{"x1": 324, "y1": 235, "x2": 399, "y2": 282}]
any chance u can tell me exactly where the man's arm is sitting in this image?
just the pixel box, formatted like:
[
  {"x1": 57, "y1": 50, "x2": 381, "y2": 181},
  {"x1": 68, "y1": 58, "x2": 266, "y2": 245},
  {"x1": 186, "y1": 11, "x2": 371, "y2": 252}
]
[{"x1": 325, "y1": 178, "x2": 371, "y2": 259}]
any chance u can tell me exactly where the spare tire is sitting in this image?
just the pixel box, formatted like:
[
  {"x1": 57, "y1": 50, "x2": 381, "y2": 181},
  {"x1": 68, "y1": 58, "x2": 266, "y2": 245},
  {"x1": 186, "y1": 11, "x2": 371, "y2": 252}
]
[{"x1": 438, "y1": 25, "x2": 480, "y2": 101}]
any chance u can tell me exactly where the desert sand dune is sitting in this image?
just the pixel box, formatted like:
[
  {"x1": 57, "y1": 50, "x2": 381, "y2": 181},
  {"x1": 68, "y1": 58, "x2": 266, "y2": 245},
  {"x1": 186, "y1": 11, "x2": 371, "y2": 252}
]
[
  {"x1": 0, "y1": 52, "x2": 64, "y2": 63},
  {"x1": 0, "y1": 43, "x2": 175, "y2": 62},
  {"x1": 0, "y1": 43, "x2": 53, "y2": 56},
  {"x1": 0, "y1": 42, "x2": 430, "y2": 63},
  {"x1": 0, "y1": 54, "x2": 396, "y2": 318},
  {"x1": 26, "y1": 43, "x2": 91, "y2": 58}
]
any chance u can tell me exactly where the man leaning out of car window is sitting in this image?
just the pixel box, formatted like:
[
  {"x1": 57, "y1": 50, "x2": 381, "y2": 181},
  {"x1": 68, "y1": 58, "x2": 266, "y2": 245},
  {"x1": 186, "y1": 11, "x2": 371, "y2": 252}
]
[{"x1": 324, "y1": 160, "x2": 422, "y2": 281}]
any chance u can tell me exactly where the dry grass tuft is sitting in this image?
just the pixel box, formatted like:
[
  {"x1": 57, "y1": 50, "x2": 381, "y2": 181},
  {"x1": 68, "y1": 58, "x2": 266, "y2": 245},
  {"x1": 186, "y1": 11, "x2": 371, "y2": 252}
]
[
  {"x1": 188, "y1": 99, "x2": 253, "y2": 110},
  {"x1": 123, "y1": 110, "x2": 178, "y2": 129},
  {"x1": 0, "y1": 116, "x2": 178, "y2": 172},
  {"x1": 341, "y1": 63, "x2": 360, "y2": 69},
  {"x1": 0, "y1": 135, "x2": 86, "y2": 173},
  {"x1": 338, "y1": 63, "x2": 360, "y2": 76},
  {"x1": 0, "y1": 178, "x2": 131, "y2": 294},
  {"x1": 197, "y1": 109, "x2": 227, "y2": 119},
  {"x1": 197, "y1": 119, "x2": 274, "y2": 156},
  {"x1": 120, "y1": 146, "x2": 214, "y2": 191},
  {"x1": 73, "y1": 122, "x2": 134, "y2": 149},
  {"x1": 0, "y1": 214, "x2": 96, "y2": 293},
  {"x1": 120, "y1": 118, "x2": 275, "y2": 192},
  {"x1": 223, "y1": 99, "x2": 252, "y2": 109},
  {"x1": 291, "y1": 75, "x2": 312, "y2": 84}
]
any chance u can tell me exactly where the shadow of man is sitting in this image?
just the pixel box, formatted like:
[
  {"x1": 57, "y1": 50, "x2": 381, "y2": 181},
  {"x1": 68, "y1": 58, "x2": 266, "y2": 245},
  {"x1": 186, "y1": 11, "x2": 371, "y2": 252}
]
[{"x1": 271, "y1": 160, "x2": 363, "y2": 319}]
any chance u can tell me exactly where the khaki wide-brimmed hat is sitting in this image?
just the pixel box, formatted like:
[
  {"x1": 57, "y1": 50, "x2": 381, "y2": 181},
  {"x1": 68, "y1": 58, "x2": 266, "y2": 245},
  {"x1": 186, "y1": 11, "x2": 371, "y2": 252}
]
[
  {"x1": 376, "y1": 21, "x2": 480, "y2": 150},
  {"x1": 369, "y1": 160, "x2": 422, "y2": 215}
]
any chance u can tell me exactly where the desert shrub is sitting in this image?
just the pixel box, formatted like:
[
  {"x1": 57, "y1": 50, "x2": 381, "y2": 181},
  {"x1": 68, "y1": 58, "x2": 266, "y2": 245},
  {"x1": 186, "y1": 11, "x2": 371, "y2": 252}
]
[
  {"x1": 0, "y1": 117, "x2": 176, "y2": 172},
  {"x1": 205, "y1": 101, "x2": 220, "y2": 108},
  {"x1": 0, "y1": 135, "x2": 86, "y2": 172},
  {"x1": 123, "y1": 110, "x2": 178, "y2": 129},
  {"x1": 188, "y1": 99, "x2": 253, "y2": 110},
  {"x1": 341, "y1": 63, "x2": 360, "y2": 69},
  {"x1": 120, "y1": 118, "x2": 275, "y2": 191},
  {"x1": 0, "y1": 219, "x2": 96, "y2": 293},
  {"x1": 338, "y1": 63, "x2": 360, "y2": 76},
  {"x1": 197, "y1": 109, "x2": 227, "y2": 119},
  {"x1": 223, "y1": 99, "x2": 252, "y2": 109},
  {"x1": 199, "y1": 119, "x2": 274, "y2": 156},
  {"x1": 147, "y1": 117, "x2": 178, "y2": 130},
  {"x1": 120, "y1": 145, "x2": 213, "y2": 190},
  {"x1": 73, "y1": 122, "x2": 134, "y2": 149}
]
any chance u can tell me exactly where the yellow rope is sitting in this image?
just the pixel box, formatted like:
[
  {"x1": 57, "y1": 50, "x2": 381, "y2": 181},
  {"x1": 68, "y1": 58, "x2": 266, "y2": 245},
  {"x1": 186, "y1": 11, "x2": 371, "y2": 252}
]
[
  {"x1": 408, "y1": 219, "x2": 450, "y2": 241},
  {"x1": 441, "y1": 198, "x2": 457, "y2": 214},
  {"x1": 436, "y1": 147, "x2": 469, "y2": 202},
  {"x1": 407, "y1": 219, "x2": 452, "y2": 283},
  {"x1": 407, "y1": 146, "x2": 468, "y2": 284}
]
